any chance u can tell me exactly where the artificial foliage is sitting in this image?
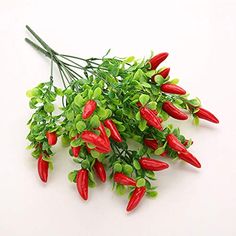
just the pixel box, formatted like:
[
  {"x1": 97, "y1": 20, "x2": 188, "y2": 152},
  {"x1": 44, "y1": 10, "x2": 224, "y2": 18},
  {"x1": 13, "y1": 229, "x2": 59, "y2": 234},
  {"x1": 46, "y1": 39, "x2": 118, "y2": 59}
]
[{"x1": 25, "y1": 26, "x2": 219, "y2": 212}]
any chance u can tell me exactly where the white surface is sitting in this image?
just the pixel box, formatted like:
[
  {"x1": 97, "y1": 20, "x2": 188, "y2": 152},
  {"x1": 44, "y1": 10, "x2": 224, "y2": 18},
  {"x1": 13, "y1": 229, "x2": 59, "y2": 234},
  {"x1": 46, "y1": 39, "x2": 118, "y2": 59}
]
[{"x1": 0, "y1": 0, "x2": 236, "y2": 235}]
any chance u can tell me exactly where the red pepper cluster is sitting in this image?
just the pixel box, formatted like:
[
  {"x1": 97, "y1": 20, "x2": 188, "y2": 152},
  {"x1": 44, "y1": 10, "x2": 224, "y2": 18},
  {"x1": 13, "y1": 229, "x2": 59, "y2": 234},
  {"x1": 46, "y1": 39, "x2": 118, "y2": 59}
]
[
  {"x1": 27, "y1": 38, "x2": 219, "y2": 212},
  {"x1": 35, "y1": 53, "x2": 219, "y2": 212}
]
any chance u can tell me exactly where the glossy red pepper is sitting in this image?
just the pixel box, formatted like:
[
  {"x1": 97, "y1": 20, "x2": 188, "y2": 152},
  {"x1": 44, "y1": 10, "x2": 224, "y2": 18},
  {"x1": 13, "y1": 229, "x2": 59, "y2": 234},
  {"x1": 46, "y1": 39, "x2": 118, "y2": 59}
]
[
  {"x1": 97, "y1": 122, "x2": 110, "y2": 146},
  {"x1": 38, "y1": 154, "x2": 48, "y2": 183},
  {"x1": 72, "y1": 146, "x2": 81, "y2": 157},
  {"x1": 137, "y1": 103, "x2": 162, "y2": 122},
  {"x1": 159, "y1": 67, "x2": 170, "y2": 78},
  {"x1": 86, "y1": 143, "x2": 110, "y2": 154},
  {"x1": 151, "y1": 111, "x2": 163, "y2": 123},
  {"x1": 162, "y1": 101, "x2": 188, "y2": 120},
  {"x1": 144, "y1": 139, "x2": 158, "y2": 150},
  {"x1": 166, "y1": 134, "x2": 187, "y2": 153},
  {"x1": 46, "y1": 131, "x2": 57, "y2": 146},
  {"x1": 140, "y1": 107, "x2": 163, "y2": 131},
  {"x1": 178, "y1": 151, "x2": 201, "y2": 168},
  {"x1": 76, "y1": 169, "x2": 88, "y2": 200},
  {"x1": 161, "y1": 83, "x2": 186, "y2": 95},
  {"x1": 82, "y1": 100, "x2": 97, "y2": 119},
  {"x1": 149, "y1": 52, "x2": 169, "y2": 70},
  {"x1": 114, "y1": 173, "x2": 136, "y2": 186},
  {"x1": 152, "y1": 68, "x2": 170, "y2": 82},
  {"x1": 104, "y1": 119, "x2": 122, "y2": 142},
  {"x1": 195, "y1": 107, "x2": 219, "y2": 124},
  {"x1": 126, "y1": 186, "x2": 146, "y2": 212},
  {"x1": 139, "y1": 157, "x2": 169, "y2": 171},
  {"x1": 93, "y1": 160, "x2": 106, "y2": 183},
  {"x1": 81, "y1": 130, "x2": 111, "y2": 153}
]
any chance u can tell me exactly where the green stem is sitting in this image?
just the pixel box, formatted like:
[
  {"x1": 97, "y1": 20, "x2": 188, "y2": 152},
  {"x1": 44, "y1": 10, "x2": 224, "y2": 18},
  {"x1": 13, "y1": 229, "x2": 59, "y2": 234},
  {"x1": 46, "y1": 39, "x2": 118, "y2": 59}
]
[{"x1": 25, "y1": 25, "x2": 58, "y2": 55}]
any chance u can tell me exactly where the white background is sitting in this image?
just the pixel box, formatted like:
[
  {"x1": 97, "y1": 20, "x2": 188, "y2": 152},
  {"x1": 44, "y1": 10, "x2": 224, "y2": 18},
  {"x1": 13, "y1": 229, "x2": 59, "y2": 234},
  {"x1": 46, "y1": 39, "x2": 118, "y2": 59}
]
[{"x1": 1, "y1": 0, "x2": 236, "y2": 235}]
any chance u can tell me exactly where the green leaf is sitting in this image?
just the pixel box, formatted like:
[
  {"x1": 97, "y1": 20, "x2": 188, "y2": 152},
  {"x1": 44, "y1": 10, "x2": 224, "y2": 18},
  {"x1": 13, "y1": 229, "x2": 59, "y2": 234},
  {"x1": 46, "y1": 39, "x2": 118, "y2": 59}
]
[
  {"x1": 136, "y1": 178, "x2": 146, "y2": 187},
  {"x1": 90, "y1": 115, "x2": 100, "y2": 128},
  {"x1": 68, "y1": 171, "x2": 77, "y2": 182},
  {"x1": 138, "y1": 119, "x2": 147, "y2": 131},
  {"x1": 188, "y1": 97, "x2": 201, "y2": 107},
  {"x1": 97, "y1": 107, "x2": 108, "y2": 119},
  {"x1": 134, "y1": 69, "x2": 146, "y2": 81},
  {"x1": 76, "y1": 121, "x2": 86, "y2": 133},
  {"x1": 88, "y1": 178, "x2": 96, "y2": 188},
  {"x1": 154, "y1": 147, "x2": 165, "y2": 155},
  {"x1": 116, "y1": 184, "x2": 126, "y2": 195},
  {"x1": 71, "y1": 138, "x2": 82, "y2": 147},
  {"x1": 145, "y1": 170, "x2": 156, "y2": 180},
  {"x1": 154, "y1": 75, "x2": 164, "y2": 85},
  {"x1": 146, "y1": 191, "x2": 158, "y2": 198},
  {"x1": 133, "y1": 160, "x2": 141, "y2": 170},
  {"x1": 90, "y1": 150, "x2": 100, "y2": 158},
  {"x1": 87, "y1": 143, "x2": 96, "y2": 149},
  {"x1": 44, "y1": 103, "x2": 54, "y2": 113},
  {"x1": 114, "y1": 163, "x2": 122, "y2": 172},
  {"x1": 93, "y1": 87, "x2": 102, "y2": 98},
  {"x1": 65, "y1": 109, "x2": 74, "y2": 121},
  {"x1": 123, "y1": 164, "x2": 133, "y2": 175},
  {"x1": 193, "y1": 115, "x2": 200, "y2": 126},
  {"x1": 61, "y1": 135, "x2": 70, "y2": 147},
  {"x1": 88, "y1": 171, "x2": 95, "y2": 183},
  {"x1": 74, "y1": 94, "x2": 84, "y2": 107},
  {"x1": 139, "y1": 94, "x2": 150, "y2": 106},
  {"x1": 147, "y1": 101, "x2": 157, "y2": 110},
  {"x1": 141, "y1": 82, "x2": 151, "y2": 88},
  {"x1": 88, "y1": 89, "x2": 93, "y2": 99},
  {"x1": 135, "y1": 111, "x2": 141, "y2": 121},
  {"x1": 169, "y1": 78, "x2": 179, "y2": 84},
  {"x1": 30, "y1": 88, "x2": 42, "y2": 97},
  {"x1": 145, "y1": 70, "x2": 156, "y2": 78},
  {"x1": 124, "y1": 56, "x2": 135, "y2": 63},
  {"x1": 55, "y1": 87, "x2": 64, "y2": 96},
  {"x1": 81, "y1": 160, "x2": 90, "y2": 169}
]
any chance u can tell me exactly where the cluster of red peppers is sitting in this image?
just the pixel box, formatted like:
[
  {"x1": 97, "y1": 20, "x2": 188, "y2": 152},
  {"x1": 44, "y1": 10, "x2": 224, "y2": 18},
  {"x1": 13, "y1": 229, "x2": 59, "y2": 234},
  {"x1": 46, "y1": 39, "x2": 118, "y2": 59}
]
[{"x1": 26, "y1": 26, "x2": 219, "y2": 213}]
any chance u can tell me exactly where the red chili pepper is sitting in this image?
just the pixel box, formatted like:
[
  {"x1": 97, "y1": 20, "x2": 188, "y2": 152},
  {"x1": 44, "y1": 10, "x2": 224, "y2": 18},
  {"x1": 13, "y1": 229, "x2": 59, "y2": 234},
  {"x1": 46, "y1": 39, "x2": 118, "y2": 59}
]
[
  {"x1": 159, "y1": 67, "x2": 170, "y2": 78},
  {"x1": 104, "y1": 119, "x2": 122, "y2": 142},
  {"x1": 166, "y1": 134, "x2": 187, "y2": 152},
  {"x1": 46, "y1": 131, "x2": 57, "y2": 146},
  {"x1": 81, "y1": 131, "x2": 111, "y2": 153},
  {"x1": 161, "y1": 83, "x2": 186, "y2": 95},
  {"x1": 76, "y1": 169, "x2": 88, "y2": 200},
  {"x1": 140, "y1": 107, "x2": 163, "y2": 131},
  {"x1": 151, "y1": 68, "x2": 170, "y2": 82},
  {"x1": 151, "y1": 110, "x2": 163, "y2": 123},
  {"x1": 149, "y1": 52, "x2": 169, "y2": 70},
  {"x1": 93, "y1": 160, "x2": 106, "y2": 183},
  {"x1": 195, "y1": 107, "x2": 219, "y2": 124},
  {"x1": 144, "y1": 139, "x2": 158, "y2": 150},
  {"x1": 126, "y1": 186, "x2": 146, "y2": 212},
  {"x1": 137, "y1": 103, "x2": 162, "y2": 122},
  {"x1": 82, "y1": 100, "x2": 97, "y2": 119},
  {"x1": 97, "y1": 122, "x2": 110, "y2": 146},
  {"x1": 114, "y1": 173, "x2": 136, "y2": 186},
  {"x1": 162, "y1": 101, "x2": 188, "y2": 120},
  {"x1": 139, "y1": 157, "x2": 169, "y2": 171},
  {"x1": 178, "y1": 151, "x2": 201, "y2": 168},
  {"x1": 38, "y1": 154, "x2": 48, "y2": 183},
  {"x1": 86, "y1": 143, "x2": 109, "y2": 154},
  {"x1": 72, "y1": 146, "x2": 81, "y2": 157}
]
